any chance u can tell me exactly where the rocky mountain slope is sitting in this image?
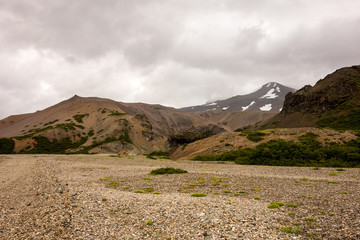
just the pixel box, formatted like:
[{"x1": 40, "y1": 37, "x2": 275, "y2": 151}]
[
  {"x1": 181, "y1": 82, "x2": 296, "y2": 113},
  {"x1": 0, "y1": 96, "x2": 224, "y2": 154},
  {"x1": 263, "y1": 65, "x2": 360, "y2": 129},
  {"x1": 180, "y1": 82, "x2": 296, "y2": 130}
]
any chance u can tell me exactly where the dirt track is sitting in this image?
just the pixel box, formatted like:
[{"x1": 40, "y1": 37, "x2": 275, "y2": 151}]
[{"x1": 1, "y1": 155, "x2": 359, "y2": 239}]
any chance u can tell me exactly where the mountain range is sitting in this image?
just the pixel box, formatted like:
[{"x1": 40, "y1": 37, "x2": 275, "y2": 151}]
[{"x1": 0, "y1": 65, "x2": 359, "y2": 156}]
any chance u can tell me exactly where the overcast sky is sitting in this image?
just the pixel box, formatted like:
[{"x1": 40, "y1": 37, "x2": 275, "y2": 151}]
[{"x1": 1, "y1": 0, "x2": 360, "y2": 119}]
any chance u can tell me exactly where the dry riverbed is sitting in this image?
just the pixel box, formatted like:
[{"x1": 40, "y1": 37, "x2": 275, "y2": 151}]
[{"x1": 0, "y1": 155, "x2": 359, "y2": 239}]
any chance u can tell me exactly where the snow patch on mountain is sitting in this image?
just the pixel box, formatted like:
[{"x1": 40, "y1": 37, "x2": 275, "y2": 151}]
[
  {"x1": 266, "y1": 83, "x2": 271, "y2": 87},
  {"x1": 273, "y1": 83, "x2": 277, "y2": 87},
  {"x1": 222, "y1": 106, "x2": 229, "y2": 110},
  {"x1": 276, "y1": 87, "x2": 280, "y2": 92},
  {"x1": 207, "y1": 102, "x2": 217, "y2": 106},
  {"x1": 242, "y1": 101, "x2": 256, "y2": 111},
  {"x1": 260, "y1": 104, "x2": 272, "y2": 111},
  {"x1": 261, "y1": 89, "x2": 278, "y2": 99}
]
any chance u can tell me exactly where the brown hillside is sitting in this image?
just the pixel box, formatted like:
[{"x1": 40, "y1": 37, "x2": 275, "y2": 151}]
[
  {"x1": 0, "y1": 95, "x2": 224, "y2": 154},
  {"x1": 172, "y1": 127, "x2": 357, "y2": 160}
]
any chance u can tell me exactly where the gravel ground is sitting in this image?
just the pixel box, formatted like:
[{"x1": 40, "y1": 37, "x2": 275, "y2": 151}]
[{"x1": 0, "y1": 154, "x2": 359, "y2": 239}]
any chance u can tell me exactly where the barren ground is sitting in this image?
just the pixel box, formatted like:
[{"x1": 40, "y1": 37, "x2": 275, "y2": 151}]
[{"x1": 0, "y1": 155, "x2": 359, "y2": 239}]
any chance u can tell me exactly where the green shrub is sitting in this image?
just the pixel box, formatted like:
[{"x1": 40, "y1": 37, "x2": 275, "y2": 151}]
[
  {"x1": 73, "y1": 114, "x2": 89, "y2": 123},
  {"x1": 281, "y1": 226, "x2": 302, "y2": 234},
  {"x1": 150, "y1": 167, "x2": 188, "y2": 175},
  {"x1": 108, "y1": 111, "x2": 126, "y2": 116},
  {"x1": 245, "y1": 131, "x2": 268, "y2": 142},
  {"x1": 0, "y1": 138, "x2": 15, "y2": 154},
  {"x1": 145, "y1": 151, "x2": 170, "y2": 159},
  {"x1": 191, "y1": 192, "x2": 206, "y2": 197}
]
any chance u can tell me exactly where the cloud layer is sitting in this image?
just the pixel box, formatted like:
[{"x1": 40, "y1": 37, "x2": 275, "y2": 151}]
[{"x1": 1, "y1": 0, "x2": 360, "y2": 118}]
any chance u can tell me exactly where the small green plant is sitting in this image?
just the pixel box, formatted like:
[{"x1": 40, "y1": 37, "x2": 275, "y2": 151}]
[
  {"x1": 253, "y1": 196, "x2": 261, "y2": 200},
  {"x1": 245, "y1": 131, "x2": 268, "y2": 142},
  {"x1": 304, "y1": 217, "x2": 316, "y2": 222},
  {"x1": 134, "y1": 190, "x2": 145, "y2": 193},
  {"x1": 226, "y1": 200, "x2": 232, "y2": 205},
  {"x1": 146, "y1": 220, "x2": 153, "y2": 226},
  {"x1": 329, "y1": 172, "x2": 337, "y2": 176},
  {"x1": 238, "y1": 190, "x2": 247, "y2": 194},
  {"x1": 328, "y1": 181, "x2": 338, "y2": 184},
  {"x1": 313, "y1": 167, "x2": 320, "y2": 170},
  {"x1": 99, "y1": 177, "x2": 112, "y2": 181},
  {"x1": 145, "y1": 187, "x2": 154, "y2": 192},
  {"x1": 108, "y1": 182, "x2": 119, "y2": 188},
  {"x1": 287, "y1": 203, "x2": 298, "y2": 208},
  {"x1": 280, "y1": 226, "x2": 302, "y2": 234},
  {"x1": 292, "y1": 222, "x2": 301, "y2": 226},
  {"x1": 123, "y1": 186, "x2": 130, "y2": 190},
  {"x1": 341, "y1": 191, "x2": 348, "y2": 194},
  {"x1": 267, "y1": 202, "x2": 281, "y2": 209},
  {"x1": 150, "y1": 167, "x2": 188, "y2": 175},
  {"x1": 108, "y1": 110, "x2": 126, "y2": 116},
  {"x1": 329, "y1": 213, "x2": 335, "y2": 216},
  {"x1": 144, "y1": 177, "x2": 153, "y2": 181},
  {"x1": 288, "y1": 212, "x2": 295, "y2": 216},
  {"x1": 336, "y1": 168, "x2": 345, "y2": 171},
  {"x1": 223, "y1": 190, "x2": 232, "y2": 193},
  {"x1": 253, "y1": 186, "x2": 261, "y2": 191},
  {"x1": 153, "y1": 192, "x2": 161, "y2": 195},
  {"x1": 109, "y1": 209, "x2": 119, "y2": 215},
  {"x1": 191, "y1": 192, "x2": 206, "y2": 197},
  {"x1": 102, "y1": 198, "x2": 108, "y2": 202},
  {"x1": 301, "y1": 178, "x2": 308, "y2": 182}
]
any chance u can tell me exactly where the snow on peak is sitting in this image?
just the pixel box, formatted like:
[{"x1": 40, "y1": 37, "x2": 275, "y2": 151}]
[
  {"x1": 260, "y1": 104, "x2": 272, "y2": 111},
  {"x1": 266, "y1": 83, "x2": 271, "y2": 87},
  {"x1": 222, "y1": 106, "x2": 229, "y2": 110},
  {"x1": 260, "y1": 88, "x2": 278, "y2": 99},
  {"x1": 242, "y1": 101, "x2": 256, "y2": 111},
  {"x1": 273, "y1": 83, "x2": 277, "y2": 87},
  {"x1": 207, "y1": 102, "x2": 217, "y2": 106}
]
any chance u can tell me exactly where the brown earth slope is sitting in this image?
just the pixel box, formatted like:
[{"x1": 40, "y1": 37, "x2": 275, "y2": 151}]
[{"x1": 0, "y1": 95, "x2": 224, "y2": 154}]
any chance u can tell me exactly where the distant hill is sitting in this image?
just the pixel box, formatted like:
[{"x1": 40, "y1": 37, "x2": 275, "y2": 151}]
[
  {"x1": 263, "y1": 65, "x2": 360, "y2": 130},
  {"x1": 180, "y1": 82, "x2": 296, "y2": 130},
  {"x1": 0, "y1": 95, "x2": 224, "y2": 154}
]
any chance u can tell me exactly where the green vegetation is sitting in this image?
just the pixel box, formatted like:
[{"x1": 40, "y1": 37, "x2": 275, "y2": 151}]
[
  {"x1": 146, "y1": 220, "x2": 153, "y2": 226},
  {"x1": 22, "y1": 136, "x2": 87, "y2": 154},
  {"x1": 191, "y1": 192, "x2": 206, "y2": 197},
  {"x1": 287, "y1": 203, "x2": 298, "y2": 208},
  {"x1": 145, "y1": 151, "x2": 170, "y2": 159},
  {"x1": 73, "y1": 114, "x2": 89, "y2": 123},
  {"x1": 118, "y1": 130, "x2": 132, "y2": 144},
  {"x1": 108, "y1": 110, "x2": 126, "y2": 116},
  {"x1": 87, "y1": 129, "x2": 95, "y2": 137},
  {"x1": 244, "y1": 131, "x2": 268, "y2": 142},
  {"x1": 134, "y1": 190, "x2": 146, "y2": 193},
  {"x1": 0, "y1": 138, "x2": 15, "y2": 154},
  {"x1": 191, "y1": 132, "x2": 360, "y2": 167},
  {"x1": 253, "y1": 196, "x2": 261, "y2": 200},
  {"x1": 317, "y1": 109, "x2": 360, "y2": 130},
  {"x1": 267, "y1": 202, "x2": 284, "y2": 209},
  {"x1": 44, "y1": 119, "x2": 59, "y2": 126},
  {"x1": 281, "y1": 226, "x2": 302, "y2": 235},
  {"x1": 150, "y1": 167, "x2": 188, "y2": 175},
  {"x1": 304, "y1": 217, "x2": 316, "y2": 222}
]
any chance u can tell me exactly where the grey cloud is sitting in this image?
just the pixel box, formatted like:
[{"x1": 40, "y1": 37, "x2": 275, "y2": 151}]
[{"x1": 0, "y1": 0, "x2": 360, "y2": 119}]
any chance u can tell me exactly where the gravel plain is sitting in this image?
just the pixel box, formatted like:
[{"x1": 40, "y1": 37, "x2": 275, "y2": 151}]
[{"x1": 0, "y1": 154, "x2": 359, "y2": 239}]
